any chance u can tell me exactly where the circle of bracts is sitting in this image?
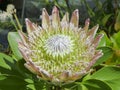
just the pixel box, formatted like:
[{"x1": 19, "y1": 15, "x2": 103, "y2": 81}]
[{"x1": 18, "y1": 6, "x2": 103, "y2": 84}]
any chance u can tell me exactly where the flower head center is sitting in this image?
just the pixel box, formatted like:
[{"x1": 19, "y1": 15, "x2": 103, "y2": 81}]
[{"x1": 44, "y1": 34, "x2": 73, "y2": 57}]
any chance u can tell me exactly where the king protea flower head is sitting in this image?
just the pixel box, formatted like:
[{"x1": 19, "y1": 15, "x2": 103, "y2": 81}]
[{"x1": 18, "y1": 6, "x2": 103, "y2": 84}]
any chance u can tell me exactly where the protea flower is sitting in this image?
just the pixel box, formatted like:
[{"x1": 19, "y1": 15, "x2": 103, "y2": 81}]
[{"x1": 18, "y1": 6, "x2": 103, "y2": 84}]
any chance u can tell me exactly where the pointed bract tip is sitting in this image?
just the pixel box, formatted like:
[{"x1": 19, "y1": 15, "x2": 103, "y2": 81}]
[
  {"x1": 52, "y1": 6, "x2": 59, "y2": 13},
  {"x1": 42, "y1": 8, "x2": 47, "y2": 15},
  {"x1": 74, "y1": 9, "x2": 79, "y2": 13},
  {"x1": 85, "y1": 18, "x2": 90, "y2": 25},
  {"x1": 98, "y1": 34, "x2": 104, "y2": 39},
  {"x1": 62, "y1": 12, "x2": 69, "y2": 22},
  {"x1": 25, "y1": 18, "x2": 29, "y2": 22},
  {"x1": 90, "y1": 24, "x2": 99, "y2": 33},
  {"x1": 42, "y1": 8, "x2": 46, "y2": 11},
  {"x1": 93, "y1": 34, "x2": 104, "y2": 48},
  {"x1": 73, "y1": 9, "x2": 79, "y2": 16},
  {"x1": 96, "y1": 24, "x2": 99, "y2": 28},
  {"x1": 25, "y1": 18, "x2": 31, "y2": 25},
  {"x1": 70, "y1": 9, "x2": 79, "y2": 28}
]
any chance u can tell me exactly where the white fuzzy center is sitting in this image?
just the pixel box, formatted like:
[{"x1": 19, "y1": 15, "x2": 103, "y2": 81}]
[{"x1": 44, "y1": 34, "x2": 73, "y2": 57}]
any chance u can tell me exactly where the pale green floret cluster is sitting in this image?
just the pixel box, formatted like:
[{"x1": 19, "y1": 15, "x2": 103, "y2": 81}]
[{"x1": 28, "y1": 27, "x2": 92, "y2": 76}]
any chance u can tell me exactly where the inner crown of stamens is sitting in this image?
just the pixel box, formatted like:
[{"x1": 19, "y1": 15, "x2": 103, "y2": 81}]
[{"x1": 44, "y1": 34, "x2": 74, "y2": 57}]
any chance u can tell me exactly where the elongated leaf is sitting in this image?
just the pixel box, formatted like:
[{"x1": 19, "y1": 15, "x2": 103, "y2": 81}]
[
  {"x1": 0, "y1": 53, "x2": 14, "y2": 70},
  {"x1": 8, "y1": 32, "x2": 22, "y2": 60},
  {"x1": 0, "y1": 53, "x2": 27, "y2": 77},
  {"x1": 25, "y1": 79, "x2": 36, "y2": 90},
  {"x1": 0, "y1": 75, "x2": 7, "y2": 80},
  {"x1": 94, "y1": 47, "x2": 114, "y2": 66},
  {"x1": 83, "y1": 79, "x2": 112, "y2": 90},
  {"x1": 115, "y1": 11, "x2": 120, "y2": 31},
  {"x1": 106, "y1": 78, "x2": 120, "y2": 90},
  {"x1": 82, "y1": 0, "x2": 95, "y2": 17},
  {"x1": 102, "y1": 14, "x2": 112, "y2": 26},
  {"x1": 91, "y1": 66, "x2": 120, "y2": 81},
  {"x1": 112, "y1": 31, "x2": 120, "y2": 49},
  {"x1": 74, "y1": 82, "x2": 86, "y2": 90},
  {"x1": 90, "y1": 66, "x2": 120, "y2": 90}
]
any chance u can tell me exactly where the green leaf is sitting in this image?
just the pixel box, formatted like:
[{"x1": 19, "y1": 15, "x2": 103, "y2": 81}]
[
  {"x1": 0, "y1": 53, "x2": 26, "y2": 77},
  {"x1": 0, "y1": 75, "x2": 7, "y2": 80},
  {"x1": 62, "y1": 82, "x2": 76, "y2": 89},
  {"x1": 102, "y1": 14, "x2": 112, "y2": 26},
  {"x1": 74, "y1": 82, "x2": 85, "y2": 90},
  {"x1": 25, "y1": 79, "x2": 36, "y2": 90},
  {"x1": 0, "y1": 53, "x2": 14, "y2": 70},
  {"x1": 29, "y1": 78, "x2": 46, "y2": 90},
  {"x1": 98, "y1": 31, "x2": 112, "y2": 47},
  {"x1": 26, "y1": 84, "x2": 36, "y2": 90},
  {"x1": 8, "y1": 32, "x2": 23, "y2": 60},
  {"x1": 0, "y1": 74, "x2": 27, "y2": 90},
  {"x1": 94, "y1": 47, "x2": 114, "y2": 66},
  {"x1": 90, "y1": 66, "x2": 120, "y2": 90},
  {"x1": 111, "y1": 31, "x2": 120, "y2": 49},
  {"x1": 83, "y1": 79, "x2": 112, "y2": 90},
  {"x1": 106, "y1": 78, "x2": 120, "y2": 90},
  {"x1": 31, "y1": 1, "x2": 41, "y2": 7},
  {"x1": 115, "y1": 11, "x2": 120, "y2": 31},
  {"x1": 0, "y1": 53, "x2": 44, "y2": 90},
  {"x1": 91, "y1": 66, "x2": 120, "y2": 81},
  {"x1": 82, "y1": 0, "x2": 95, "y2": 17}
]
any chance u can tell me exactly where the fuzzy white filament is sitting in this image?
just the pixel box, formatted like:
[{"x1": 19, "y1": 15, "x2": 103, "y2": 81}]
[{"x1": 44, "y1": 34, "x2": 74, "y2": 57}]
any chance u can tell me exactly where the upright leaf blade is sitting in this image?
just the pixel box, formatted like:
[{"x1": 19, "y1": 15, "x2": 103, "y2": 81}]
[
  {"x1": 115, "y1": 11, "x2": 120, "y2": 31},
  {"x1": 112, "y1": 31, "x2": 120, "y2": 49},
  {"x1": 8, "y1": 32, "x2": 23, "y2": 60},
  {"x1": 102, "y1": 14, "x2": 112, "y2": 26}
]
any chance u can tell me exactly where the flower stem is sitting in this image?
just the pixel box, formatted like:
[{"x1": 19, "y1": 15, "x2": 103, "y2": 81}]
[
  {"x1": 10, "y1": 17, "x2": 19, "y2": 31},
  {"x1": 13, "y1": 13, "x2": 22, "y2": 30}
]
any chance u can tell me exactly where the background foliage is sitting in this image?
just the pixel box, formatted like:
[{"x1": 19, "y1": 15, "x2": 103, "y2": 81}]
[{"x1": 0, "y1": 0, "x2": 120, "y2": 90}]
